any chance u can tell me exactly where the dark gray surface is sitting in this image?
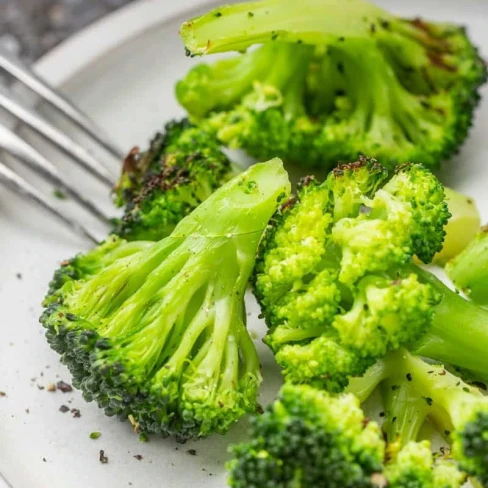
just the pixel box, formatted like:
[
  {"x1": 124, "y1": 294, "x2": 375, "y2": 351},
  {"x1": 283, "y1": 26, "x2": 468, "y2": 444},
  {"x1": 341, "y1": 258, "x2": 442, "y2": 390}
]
[{"x1": 0, "y1": 0, "x2": 135, "y2": 62}]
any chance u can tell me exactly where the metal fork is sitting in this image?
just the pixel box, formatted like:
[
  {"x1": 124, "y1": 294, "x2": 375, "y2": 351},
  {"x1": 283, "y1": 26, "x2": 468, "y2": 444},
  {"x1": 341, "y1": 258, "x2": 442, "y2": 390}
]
[{"x1": 0, "y1": 52, "x2": 125, "y2": 244}]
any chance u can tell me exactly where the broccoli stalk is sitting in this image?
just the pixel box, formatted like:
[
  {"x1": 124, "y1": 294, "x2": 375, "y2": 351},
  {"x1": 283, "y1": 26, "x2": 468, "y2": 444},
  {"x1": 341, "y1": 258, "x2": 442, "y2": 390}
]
[
  {"x1": 388, "y1": 351, "x2": 488, "y2": 485},
  {"x1": 445, "y1": 226, "x2": 488, "y2": 306},
  {"x1": 41, "y1": 159, "x2": 291, "y2": 440},
  {"x1": 178, "y1": 0, "x2": 486, "y2": 170},
  {"x1": 412, "y1": 265, "x2": 488, "y2": 378}
]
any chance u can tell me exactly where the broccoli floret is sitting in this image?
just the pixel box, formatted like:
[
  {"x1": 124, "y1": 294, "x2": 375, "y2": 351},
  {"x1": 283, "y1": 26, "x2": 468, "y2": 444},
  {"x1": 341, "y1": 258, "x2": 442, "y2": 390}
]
[
  {"x1": 385, "y1": 440, "x2": 467, "y2": 488},
  {"x1": 41, "y1": 160, "x2": 291, "y2": 441},
  {"x1": 227, "y1": 383, "x2": 466, "y2": 488},
  {"x1": 113, "y1": 119, "x2": 237, "y2": 241},
  {"x1": 445, "y1": 226, "x2": 488, "y2": 307},
  {"x1": 253, "y1": 157, "x2": 447, "y2": 391},
  {"x1": 178, "y1": 0, "x2": 486, "y2": 171},
  {"x1": 227, "y1": 383, "x2": 386, "y2": 488}
]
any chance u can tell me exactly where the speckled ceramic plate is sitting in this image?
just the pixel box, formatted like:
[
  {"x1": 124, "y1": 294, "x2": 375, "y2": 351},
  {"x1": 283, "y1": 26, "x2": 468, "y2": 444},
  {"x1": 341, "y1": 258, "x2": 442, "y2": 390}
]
[{"x1": 0, "y1": 0, "x2": 487, "y2": 487}]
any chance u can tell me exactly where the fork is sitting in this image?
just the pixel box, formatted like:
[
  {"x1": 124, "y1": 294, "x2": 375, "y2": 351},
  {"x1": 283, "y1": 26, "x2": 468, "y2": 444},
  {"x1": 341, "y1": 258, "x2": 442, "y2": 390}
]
[{"x1": 0, "y1": 52, "x2": 126, "y2": 244}]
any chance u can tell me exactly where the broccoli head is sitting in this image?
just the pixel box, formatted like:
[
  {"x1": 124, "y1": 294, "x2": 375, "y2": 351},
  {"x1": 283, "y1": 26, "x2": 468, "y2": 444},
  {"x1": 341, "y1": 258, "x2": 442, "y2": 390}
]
[
  {"x1": 227, "y1": 383, "x2": 467, "y2": 488},
  {"x1": 41, "y1": 160, "x2": 291, "y2": 441},
  {"x1": 253, "y1": 157, "x2": 447, "y2": 391},
  {"x1": 113, "y1": 118, "x2": 237, "y2": 241},
  {"x1": 178, "y1": 0, "x2": 486, "y2": 171},
  {"x1": 227, "y1": 383, "x2": 386, "y2": 488}
]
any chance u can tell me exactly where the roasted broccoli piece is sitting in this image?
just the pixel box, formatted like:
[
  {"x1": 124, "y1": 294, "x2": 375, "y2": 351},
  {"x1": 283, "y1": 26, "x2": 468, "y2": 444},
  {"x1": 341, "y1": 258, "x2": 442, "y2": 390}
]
[
  {"x1": 113, "y1": 119, "x2": 237, "y2": 241},
  {"x1": 178, "y1": 0, "x2": 486, "y2": 171},
  {"x1": 227, "y1": 384, "x2": 386, "y2": 488},
  {"x1": 41, "y1": 160, "x2": 290, "y2": 441},
  {"x1": 253, "y1": 157, "x2": 448, "y2": 391},
  {"x1": 227, "y1": 383, "x2": 466, "y2": 488},
  {"x1": 255, "y1": 156, "x2": 488, "y2": 391},
  {"x1": 446, "y1": 226, "x2": 488, "y2": 306}
]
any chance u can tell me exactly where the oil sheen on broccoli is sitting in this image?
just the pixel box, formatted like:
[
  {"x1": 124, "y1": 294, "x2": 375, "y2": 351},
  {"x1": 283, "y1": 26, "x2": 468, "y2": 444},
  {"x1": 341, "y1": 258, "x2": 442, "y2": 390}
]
[
  {"x1": 41, "y1": 160, "x2": 291, "y2": 441},
  {"x1": 113, "y1": 119, "x2": 237, "y2": 241},
  {"x1": 227, "y1": 383, "x2": 466, "y2": 488},
  {"x1": 178, "y1": 0, "x2": 487, "y2": 170}
]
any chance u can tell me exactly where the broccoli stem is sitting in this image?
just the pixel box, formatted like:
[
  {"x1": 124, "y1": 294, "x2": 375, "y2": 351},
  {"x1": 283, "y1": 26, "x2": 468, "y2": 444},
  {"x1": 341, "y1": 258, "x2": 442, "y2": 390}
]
[
  {"x1": 381, "y1": 375, "x2": 428, "y2": 448},
  {"x1": 412, "y1": 265, "x2": 488, "y2": 378},
  {"x1": 446, "y1": 227, "x2": 488, "y2": 307},
  {"x1": 346, "y1": 358, "x2": 387, "y2": 403},
  {"x1": 180, "y1": 0, "x2": 392, "y2": 55},
  {"x1": 389, "y1": 351, "x2": 485, "y2": 436}
]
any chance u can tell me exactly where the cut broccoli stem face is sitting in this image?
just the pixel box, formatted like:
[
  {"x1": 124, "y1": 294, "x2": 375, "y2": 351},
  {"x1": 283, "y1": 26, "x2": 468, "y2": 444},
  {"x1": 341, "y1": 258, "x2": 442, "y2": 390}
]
[
  {"x1": 446, "y1": 227, "x2": 488, "y2": 307},
  {"x1": 388, "y1": 351, "x2": 488, "y2": 485},
  {"x1": 41, "y1": 160, "x2": 291, "y2": 440},
  {"x1": 181, "y1": 0, "x2": 391, "y2": 55},
  {"x1": 412, "y1": 265, "x2": 488, "y2": 378}
]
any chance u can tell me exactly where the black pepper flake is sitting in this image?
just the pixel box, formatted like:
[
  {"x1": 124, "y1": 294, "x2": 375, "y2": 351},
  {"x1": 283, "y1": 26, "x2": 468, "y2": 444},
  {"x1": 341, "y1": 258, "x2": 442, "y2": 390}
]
[
  {"x1": 71, "y1": 408, "x2": 81, "y2": 418},
  {"x1": 214, "y1": 12, "x2": 222, "y2": 17},
  {"x1": 422, "y1": 396, "x2": 433, "y2": 406},
  {"x1": 337, "y1": 62, "x2": 344, "y2": 74},
  {"x1": 59, "y1": 405, "x2": 70, "y2": 413},
  {"x1": 56, "y1": 381, "x2": 73, "y2": 393},
  {"x1": 392, "y1": 416, "x2": 397, "y2": 424},
  {"x1": 248, "y1": 11, "x2": 254, "y2": 17},
  {"x1": 133, "y1": 454, "x2": 143, "y2": 461},
  {"x1": 379, "y1": 411, "x2": 385, "y2": 417},
  {"x1": 391, "y1": 385, "x2": 399, "y2": 391},
  {"x1": 99, "y1": 450, "x2": 108, "y2": 464},
  {"x1": 463, "y1": 387, "x2": 470, "y2": 393},
  {"x1": 37, "y1": 385, "x2": 44, "y2": 390},
  {"x1": 406, "y1": 373, "x2": 412, "y2": 382},
  {"x1": 25, "y1": 408, "x2": 30, "y2": 414},
  {"x1": 271, "y1": 32, "x2": 278, "y2": 40},
  {"x1": 187, "y1": 449, "x2": 197, "y2": 456},
  {"x1": 42, "y1": 457, "x2": 47, "y2": 462},
  {"x1": 16, "y1": 273, "x2": 22, "y2": 280},
  {"x1": 444, "y1": 430, "x2": 451, "y2": 436}
]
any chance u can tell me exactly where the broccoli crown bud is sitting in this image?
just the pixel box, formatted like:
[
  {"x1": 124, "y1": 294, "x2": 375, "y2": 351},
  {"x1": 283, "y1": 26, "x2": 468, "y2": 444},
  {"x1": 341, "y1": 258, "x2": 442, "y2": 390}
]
[
  {"x1": 178, "y1": 0, "x2": 486, "y2": 171},
  {"x1": 41, "y1": 160, "x2": 290, "y2": 440},
  {"x1": 227, "y1": 384, "x2": 385, "y2": 488},
  {"x1": 254, "y1": 157, "x2": 446, "y2": 389},
  {"x1": 113, "y1": 118, "x2": 236, "y2": 241}
]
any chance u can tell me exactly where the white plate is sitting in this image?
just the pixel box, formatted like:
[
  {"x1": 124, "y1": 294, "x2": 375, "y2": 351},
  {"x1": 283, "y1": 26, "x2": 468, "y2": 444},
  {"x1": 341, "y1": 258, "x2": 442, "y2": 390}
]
[{"x1": 0, "y1": 1, "x2": 487, "y2": 487}]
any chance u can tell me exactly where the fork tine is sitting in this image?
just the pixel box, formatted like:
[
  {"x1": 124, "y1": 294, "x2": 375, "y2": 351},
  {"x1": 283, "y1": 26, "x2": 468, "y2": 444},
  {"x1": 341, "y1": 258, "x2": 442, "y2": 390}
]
[
  {"x1": 0, "y1": 90, "x2": 115, "y2": 187},
  {"x1": 0, "y1": 53, "x2": 125, "y2": 160},
  {"x1": 0, "y1": 124, "x2": 111, "y2": 224},
  {"x1": 0, "y1": 160, "x2": 99, "y2": 244}
]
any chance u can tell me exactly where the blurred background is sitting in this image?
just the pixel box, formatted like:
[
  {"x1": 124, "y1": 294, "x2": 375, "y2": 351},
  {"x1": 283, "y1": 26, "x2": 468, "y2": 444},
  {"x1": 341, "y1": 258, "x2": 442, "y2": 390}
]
[{"x1": 0, "y1": 0, "x2": 133, "y2": 62}]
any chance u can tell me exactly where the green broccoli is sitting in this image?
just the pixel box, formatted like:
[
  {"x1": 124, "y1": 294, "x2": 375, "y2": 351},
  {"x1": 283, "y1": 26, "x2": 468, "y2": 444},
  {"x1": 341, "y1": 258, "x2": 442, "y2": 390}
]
[
  {"x1": 178, "y1": 0, "x2": 486, "y2": 171},
  {"x1": 41, "y1": 160, "x2": 291, "y2": 441},
  {"x1": 349, "y1": 351, "x2": 488, "y2": 486},
  {"x1": 253, "y1": 157, "x2": 450, "y2": 391},
  {"x1": 227, "y1": 383, "x2": 466, "y2": 488},
  {"x1": 445, "y1": 226, "x2": 488, "y2": 307},
  {"x1": 255, "y1": 156, "x2": 488, "y2": 390},
  {"x1": 113, "y1": 119, "x2": 237, "y2": 241}
]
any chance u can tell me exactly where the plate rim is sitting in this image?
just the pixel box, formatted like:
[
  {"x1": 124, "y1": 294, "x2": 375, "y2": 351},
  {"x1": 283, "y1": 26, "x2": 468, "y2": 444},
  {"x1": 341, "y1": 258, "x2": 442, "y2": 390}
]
[{"x1": 33, "y1": 0, "x2": 217, "y2": 87}]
